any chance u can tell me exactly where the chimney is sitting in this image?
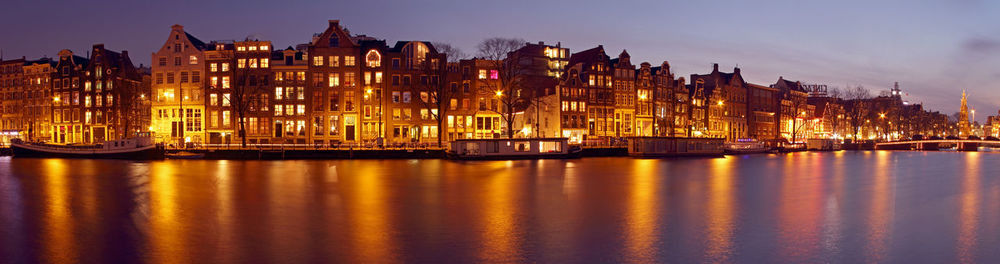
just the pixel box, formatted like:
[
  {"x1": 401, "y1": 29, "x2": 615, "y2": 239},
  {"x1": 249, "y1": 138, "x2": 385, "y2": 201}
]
[
  {"x1": 329, "y1": 19, "x2": 340, "y2": 28},
  {"x1": 172, "y1": 24, "x2": 183, "y2": 31},
  {"x1": 539, "y1": 41, "x2": 544, "y2": 45},
  {"x1": 712, "y1": 63, "x2": 719, "y2": 72},
  {"x1": 734, "y1": 67, "x2": 740, "y2": 75}
]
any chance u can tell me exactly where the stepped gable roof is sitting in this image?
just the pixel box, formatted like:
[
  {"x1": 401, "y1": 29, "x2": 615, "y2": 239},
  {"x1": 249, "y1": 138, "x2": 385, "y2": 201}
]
[{"x1": 567, "y1": 45, "x2": 608, "y2": 66}]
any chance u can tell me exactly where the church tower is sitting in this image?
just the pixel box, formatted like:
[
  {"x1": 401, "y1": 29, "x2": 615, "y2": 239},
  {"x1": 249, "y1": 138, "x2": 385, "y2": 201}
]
[{"x1": 958, "y1": 90, "x2": 972, "y2": 136}]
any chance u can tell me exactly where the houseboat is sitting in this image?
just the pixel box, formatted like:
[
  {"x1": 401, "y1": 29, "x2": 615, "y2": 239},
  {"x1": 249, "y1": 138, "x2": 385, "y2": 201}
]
[
  {"x1": 448, "y1": 138, "x2": 582, "y2": 160},
  {"x1": 724, "y1": 140, "x2": 771, "y2": 154},
  {"x1": 10, "y1": 137, "x2": 165, "y2": 160},
  {"x1": 628, "y1": 137, "x2": 725, "y2": 158}
]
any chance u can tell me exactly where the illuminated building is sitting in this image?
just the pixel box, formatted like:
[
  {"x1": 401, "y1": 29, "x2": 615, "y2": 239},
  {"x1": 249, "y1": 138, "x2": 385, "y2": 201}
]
[
  {"x1": 689, "y1": 64, "x2": 749, "y2": 141},
  {"x1": 151, "y1": 25, "x2": 207, "y2": 145},
  {"x1": 0, "y1": 57, "x2": 26, "y2": 142}
]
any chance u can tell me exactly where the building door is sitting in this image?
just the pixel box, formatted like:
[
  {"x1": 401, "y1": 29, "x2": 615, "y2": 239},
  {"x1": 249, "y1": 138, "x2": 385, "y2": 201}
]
[
  {"x1": 345, "y1": 115, "x2": 356, "y2": 141},
  {"x1": 274, "y1": 122, "x2": 283, "y2": 138}
]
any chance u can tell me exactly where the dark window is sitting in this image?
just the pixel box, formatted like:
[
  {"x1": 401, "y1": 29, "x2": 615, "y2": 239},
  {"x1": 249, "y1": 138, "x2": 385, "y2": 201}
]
[{"x1": 329, "y1": 36, "x2": 339, "y2": 47}]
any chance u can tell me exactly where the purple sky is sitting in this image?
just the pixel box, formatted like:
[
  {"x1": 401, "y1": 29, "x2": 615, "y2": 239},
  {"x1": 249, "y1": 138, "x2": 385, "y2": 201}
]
[{"x1": 2, "y1": 0, "x2": 999, "y2": 121}]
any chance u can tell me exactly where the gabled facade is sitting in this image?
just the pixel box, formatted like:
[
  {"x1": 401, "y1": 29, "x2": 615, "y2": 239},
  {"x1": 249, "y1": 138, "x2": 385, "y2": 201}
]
[
  {"x1": 611, "y1": 50, "x2": 636, "y2": 137},
  {"x1": 22, "y1": 58, "x2": 57, "y2": 141},
  {"x1": 51, "y1": 50, "x2": 88, "y2": 143},
  {"x1": 564, "y1": 45, "x2": 614, "y2": 141},
  {"x1": 307, "y1": 20, "x2": 365, "y2": 144},
  {"x1": 151, "y1": 24, "x2": 207, "y2": 145},
  {"x1": 83, "y1": 44, "x2": 146, "y2": 142},
  {"x1": 771, "y1": 76, "x2": 811, "y2": 141},
  {"x1": 689, "y1": 63, "x2": 748, "y2": 141},
  {"x1": 650, "y1": 62, "x2": 688, "y2": 137}
]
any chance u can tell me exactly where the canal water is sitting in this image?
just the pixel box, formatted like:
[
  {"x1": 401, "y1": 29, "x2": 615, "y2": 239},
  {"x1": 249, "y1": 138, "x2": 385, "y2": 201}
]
[{"x1": 1, "y1": 151, "x2": 999, "y2": 263}]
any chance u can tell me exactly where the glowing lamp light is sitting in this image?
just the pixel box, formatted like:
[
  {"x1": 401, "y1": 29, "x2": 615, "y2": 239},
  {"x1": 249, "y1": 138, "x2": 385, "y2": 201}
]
[
  {"x1": 495, "y1": 90, "x2": 503, "y2": 97},
  {"x1": 53, "y1": 96, "x2": 60, "y2": 102},
  {"x1": 718, "y1": 100, "x2": 724, "y2": 106}
]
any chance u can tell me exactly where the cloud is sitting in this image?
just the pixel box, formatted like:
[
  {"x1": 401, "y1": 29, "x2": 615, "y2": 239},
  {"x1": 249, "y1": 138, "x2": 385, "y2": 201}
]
[{"x1": 963, "y1": 37, "x2": 1000, "y2": 54}]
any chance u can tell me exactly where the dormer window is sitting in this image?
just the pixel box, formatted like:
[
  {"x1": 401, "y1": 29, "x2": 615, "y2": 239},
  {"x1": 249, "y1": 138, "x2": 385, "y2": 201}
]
[{"x1": 329, "y1": 36, "x2": 339, "y2": 47}]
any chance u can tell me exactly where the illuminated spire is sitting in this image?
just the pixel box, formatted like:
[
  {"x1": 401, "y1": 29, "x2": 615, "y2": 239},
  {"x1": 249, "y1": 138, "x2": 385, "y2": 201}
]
[{"x1": 959, "y1": 90, "x2": 971, "y2": 136}]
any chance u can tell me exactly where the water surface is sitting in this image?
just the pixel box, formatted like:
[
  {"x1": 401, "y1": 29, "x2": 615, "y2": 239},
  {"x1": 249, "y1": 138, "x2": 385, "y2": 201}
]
[{"x1": 1, "y1": 151, "x2": 999, "y2": 263}]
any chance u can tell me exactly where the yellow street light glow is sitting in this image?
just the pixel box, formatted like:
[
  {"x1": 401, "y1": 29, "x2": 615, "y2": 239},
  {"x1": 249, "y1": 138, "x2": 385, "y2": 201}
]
[
  {"x1": 366, "y1": 88, "x2": 373, "y2": 94},
  {"x1": 718, "y1": 100, "x2": 724, "y2": 106},
  {"x1": 495, "y1": 90, "x2": 503, "y2": 97},
  {"x1": 53, "y1": 96, "x2": 60, "y2": 102}
]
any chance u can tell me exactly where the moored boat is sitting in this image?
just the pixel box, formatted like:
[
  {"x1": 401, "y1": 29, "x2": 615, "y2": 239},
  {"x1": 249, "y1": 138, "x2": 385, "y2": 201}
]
[
  {"x1": 628, "y1": 137, "x2": 725, "y2": 158},
  {"x1": 11, "y1": 137, "x2": 165, "y2": 160},
  {"x1": 447, "y1": 138, "x2": 582, "y2": 160},
  {"x1": 724, "y1": 140, "x2": 770, "y2": 154},
  {"x1": 165, "y1": 151, "x2": 205, "y2": 159}
]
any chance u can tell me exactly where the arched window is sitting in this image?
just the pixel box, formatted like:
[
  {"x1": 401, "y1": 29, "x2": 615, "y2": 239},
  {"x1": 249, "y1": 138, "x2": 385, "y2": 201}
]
[
  {"x1": 365, "y1": 50, "x2": 381, "y2": 68},
  {"x1": 401, "y1": 42, "x2": 429, "y2": 69}
]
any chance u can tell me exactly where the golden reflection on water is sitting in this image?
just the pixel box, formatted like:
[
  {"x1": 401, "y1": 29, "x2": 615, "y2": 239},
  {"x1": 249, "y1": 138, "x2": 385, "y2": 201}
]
[
  {"x1": 777, "y1": 153, "x2": 824, "y2": 261},
  {"x1": 347, "y1": 162, "x2": 397, "y2": 263},
  {"x1": 866, "y1": 151, "x2": 894, "y2": 262},
  {"x1": 479, "y1": 162, "x2": 521, "y2": 263},
  {"x1": 705, "y1": 158, "x2": 735, "y2": 262},
  {"x1": 625, "y1": 159, "x2": 660, "y2": 262},
  {"x1": 212, "y1": 161, "x2": 236, "y2": 264},
  {"x1": 41, "y1": 159, "x2": 76, "y2": 264},
  {"x1": 957, "y1": 152, "x2": 980, "y2": 263},
  {"x1": 148, "y1": 162, "x2": 187, "y2": 264}
]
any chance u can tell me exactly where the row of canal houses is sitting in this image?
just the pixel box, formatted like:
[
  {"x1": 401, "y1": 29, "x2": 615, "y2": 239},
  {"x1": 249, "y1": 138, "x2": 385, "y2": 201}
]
[{"x1": 0, "y1": 19, "x2": 948, "y2": 146}]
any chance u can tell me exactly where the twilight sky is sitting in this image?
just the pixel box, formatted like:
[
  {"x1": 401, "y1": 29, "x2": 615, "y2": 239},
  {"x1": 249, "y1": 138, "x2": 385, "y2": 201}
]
[{"x1": 2, "y1": 0, "x2": 999, "y2": 121}]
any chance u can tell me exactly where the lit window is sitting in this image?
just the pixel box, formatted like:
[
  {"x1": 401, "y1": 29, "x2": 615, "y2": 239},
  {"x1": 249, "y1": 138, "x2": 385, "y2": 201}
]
[
  {"x1": 313, "y1": 56, "x2": 324, "y2": 66},
  {"x1": 275, "y1": 87, "x2": 283, "y2": 100},
  {"x1": 329, "y1": 74, "x2": 339, "y2": 87},
  {"x1": 210, "y1": 63, "x2": 218, "y2": 72},
  {"x1": 490, "y1": 70, "x2": 499, "y2": 80},
  {"x1": 275, "y1": 105, "x2": 283, "y2": 116},
  {"x1": 329, "y1": 56, "x2": 338, "y2": 67},
  {"x1": 345, "y1": 56, "x2": 355, "y2": 66},
  {"x1": 261, "y1": 58, "x2": 269, "y2": 68},
  {"x1": 260, "y1": 45, "x2": 269, "y2": 51},
  {"x1": 222, "y1": 77, "x2": 230, "y2": 88},
  {"x1": 222, "y1": 93, "x2": 230, "y2": 106},
  {"x1": 478, "y1": 69, "x2": 487, "y2": 79},
  {"x1": 248, "y1": 46, "x2": 257, "y2": 51},
  {"x1": 189, "y1": 55, "x2": 198, "y2": 65},
  {"x1": 237, "y1": 46, "x2": 246, "y2": 51},
  {"x1": 297, "y1": 105, "x2": 305, "y2": 115},
  {"x1": 375, "y1": 72, "x2": 382, "y2": 83},
  {"x1": 365, "y1": 50, "x2": 381, "y2": 67},
  {"x1": 249, "y1": 58, "x2": 258, "y2": 68},
  {"x1": 210, "y1": 94, "x2": 218, "y2": 106},
  {"x1": 211, "y1": 77, "x2": 218, "y2": 88},
  {"x1": 221, "y1": 63, "x2": 229, "y2": 72},
  {"x1": 238, "y1": 59, "x2": 246, "y2": 68}
]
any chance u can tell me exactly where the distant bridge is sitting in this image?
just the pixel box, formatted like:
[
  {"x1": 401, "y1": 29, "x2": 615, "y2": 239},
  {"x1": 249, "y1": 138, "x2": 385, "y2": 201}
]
[{"x1": 875, "y1": 139, "x2": 1000, "y2": 151}]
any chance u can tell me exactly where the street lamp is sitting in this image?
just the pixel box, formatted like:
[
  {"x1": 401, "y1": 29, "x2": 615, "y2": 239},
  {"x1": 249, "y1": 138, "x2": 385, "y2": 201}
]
[{"x1": 495, "y1": 90, "x2": 503, "y2": 97}]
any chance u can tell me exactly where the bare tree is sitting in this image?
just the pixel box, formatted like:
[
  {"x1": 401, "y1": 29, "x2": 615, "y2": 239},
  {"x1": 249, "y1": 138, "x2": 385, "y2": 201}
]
[
  {"x1": 844, "y1": 85, "x2": 872, "y2": 140},
  {"x1": 476, "y1": 37, "x2": 527, "y2": 139},
  {"x1": 225, "y1": 42, "x2": 270, "y2": 147},
  {"x1": 432, "y1": 42, "x2": 468, "y2": 63},
  {"x1": 408, "y1": 46, "x2": 450, "y2": 146},
  {"x1": 789, "y1": 99, "x2": 811, "y2": 143}
]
